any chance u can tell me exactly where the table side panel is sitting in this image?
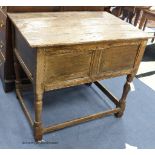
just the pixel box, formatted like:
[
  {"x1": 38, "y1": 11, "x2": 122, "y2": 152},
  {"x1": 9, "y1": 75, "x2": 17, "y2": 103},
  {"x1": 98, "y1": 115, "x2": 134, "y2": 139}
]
[{"x1": 14, "y1": 28, "x2": 36, "y2": 80}]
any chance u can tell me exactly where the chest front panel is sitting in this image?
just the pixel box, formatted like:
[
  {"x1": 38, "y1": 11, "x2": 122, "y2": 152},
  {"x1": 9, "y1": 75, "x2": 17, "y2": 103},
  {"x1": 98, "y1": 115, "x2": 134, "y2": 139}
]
[
  {"x1": 44, "y1": 47, "x2": 93, "y2": 84},
  {"x1": 42, "y1": 41, "x2": 140, "y2": 89}
]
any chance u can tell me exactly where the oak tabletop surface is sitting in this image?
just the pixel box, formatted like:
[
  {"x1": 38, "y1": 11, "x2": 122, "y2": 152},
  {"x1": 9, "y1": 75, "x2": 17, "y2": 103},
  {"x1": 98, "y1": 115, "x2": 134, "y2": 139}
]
[{"x1": 8, "y1": 12, "x2": 149, "y2": 48}]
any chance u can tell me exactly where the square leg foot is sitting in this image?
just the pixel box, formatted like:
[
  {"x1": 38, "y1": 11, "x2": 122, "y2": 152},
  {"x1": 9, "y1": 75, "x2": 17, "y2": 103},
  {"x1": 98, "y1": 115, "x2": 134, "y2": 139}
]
[
  {"x1": 114, "y1": 112, "x2": 124, "y2": 118},
  {"x1": 34, "y1": 122, "x2": 43, "y2": 142}
]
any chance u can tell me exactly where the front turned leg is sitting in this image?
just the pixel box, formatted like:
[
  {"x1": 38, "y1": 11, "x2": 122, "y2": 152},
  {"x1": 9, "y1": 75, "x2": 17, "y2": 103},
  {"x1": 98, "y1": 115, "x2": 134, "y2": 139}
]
[
  {"x1": 34, "y1": 92, "x2": 43, "y2": 142},
  {"x1": 115, "y1": 74, "x2": 134, "y2": 118}
]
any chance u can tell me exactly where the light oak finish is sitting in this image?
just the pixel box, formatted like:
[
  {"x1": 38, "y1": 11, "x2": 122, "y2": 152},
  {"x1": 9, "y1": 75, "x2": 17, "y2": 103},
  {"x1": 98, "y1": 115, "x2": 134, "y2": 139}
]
[
  {"x1": 114, "y1": 6, "x2": 151, "y2": 26},
  {"x1": 8, "y1": 12, "x2": 149, "y2": 141},
  {"x1": 9, "y1": 12, "x2": 149, "y2": 47}
]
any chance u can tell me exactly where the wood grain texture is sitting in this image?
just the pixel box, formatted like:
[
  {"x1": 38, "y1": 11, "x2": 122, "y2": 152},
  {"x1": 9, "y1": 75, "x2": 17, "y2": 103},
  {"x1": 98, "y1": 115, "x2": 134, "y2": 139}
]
[
  {"x1": 43, "y1": 107, "x2": 120, "y2": 134},
  {"x1": 98, "y1": 43, "x2": 140, "y2": 73},
  {"x1": 44, "y1": 47, "x2": 93, "y2": 83},
  {"x1": 8, "y1": 12, "x2": 149, "y2": 47}
]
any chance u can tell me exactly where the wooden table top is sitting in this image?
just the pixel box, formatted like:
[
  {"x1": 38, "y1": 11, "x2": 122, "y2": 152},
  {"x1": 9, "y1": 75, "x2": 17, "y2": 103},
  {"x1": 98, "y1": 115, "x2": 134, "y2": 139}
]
[{"x1": 8, "y1": 12, "x2": 149, "y2": 48}]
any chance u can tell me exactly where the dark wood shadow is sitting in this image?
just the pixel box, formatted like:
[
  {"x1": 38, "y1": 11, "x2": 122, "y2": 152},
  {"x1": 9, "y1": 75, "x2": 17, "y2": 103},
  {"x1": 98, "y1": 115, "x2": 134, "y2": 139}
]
[
  {"x1": 142, "y1": 44, "x2": 155, "y2": 62},
  {"x1": 136, "y1": 70, "x2": 155, "y2": 78}
]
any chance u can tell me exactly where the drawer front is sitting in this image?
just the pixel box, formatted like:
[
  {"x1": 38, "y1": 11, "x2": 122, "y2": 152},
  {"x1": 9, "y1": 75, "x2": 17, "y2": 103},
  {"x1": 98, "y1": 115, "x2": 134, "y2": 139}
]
[
  {"x1": 0, "y1": 51, "x2": 5, "y2": 79},
  {"x1": 98, "y1": 43, "x2": 140, "y2": 74},
  {"x1": 44, "y1": 48, "x2": 93, "y2": 83}
]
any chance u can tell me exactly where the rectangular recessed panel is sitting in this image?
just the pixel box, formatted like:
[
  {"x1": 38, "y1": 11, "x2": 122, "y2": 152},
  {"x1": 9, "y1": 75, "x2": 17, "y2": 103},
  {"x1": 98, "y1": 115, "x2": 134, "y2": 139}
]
[
  {"x1": 99, "y1": 44, "x2": 139, "y2": 73},
  {"x1": 45, "y1": 51, "x2": 92, "y2": 83}
]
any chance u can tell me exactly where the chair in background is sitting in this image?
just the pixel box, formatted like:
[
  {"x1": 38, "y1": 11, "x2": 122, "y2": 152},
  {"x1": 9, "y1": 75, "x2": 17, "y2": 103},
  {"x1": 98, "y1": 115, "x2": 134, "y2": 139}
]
[
  {"x1": 112, "y1": 6, "x2": 151, "y2": 26},
  {"x1": 133, "y1": 6, "x2": 151, "y2": 26},
  {"x1": 139, "y1": 8, "x2": 155, "y2": 42}
]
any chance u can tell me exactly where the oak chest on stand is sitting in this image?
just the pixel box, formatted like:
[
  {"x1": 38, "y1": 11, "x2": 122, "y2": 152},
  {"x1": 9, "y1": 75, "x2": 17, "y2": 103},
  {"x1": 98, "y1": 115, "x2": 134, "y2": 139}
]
[{"x1": 8, "y1": 12, "x2": 149, "y2": 141}]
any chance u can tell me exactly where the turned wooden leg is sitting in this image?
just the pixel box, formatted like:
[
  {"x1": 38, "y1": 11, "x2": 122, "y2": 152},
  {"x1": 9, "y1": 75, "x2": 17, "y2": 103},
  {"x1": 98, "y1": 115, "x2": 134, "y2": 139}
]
[
  {"x1": 34, "y1": 92, "x2": 43, "y2": 142},
  {"x1": 13, "y1": 54, "x2": 22, "y2": 98},
  {"x1": 115, "y1": 74, "x2": 134, "y2": 118}
]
